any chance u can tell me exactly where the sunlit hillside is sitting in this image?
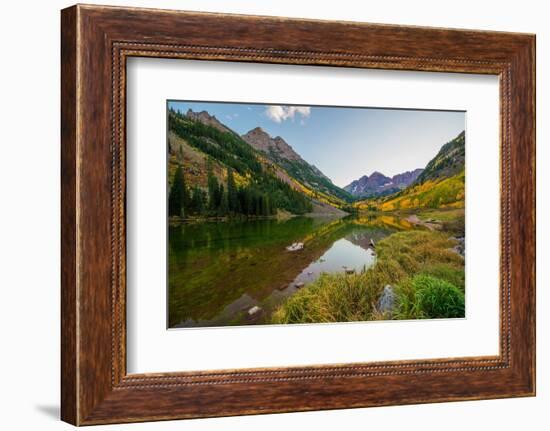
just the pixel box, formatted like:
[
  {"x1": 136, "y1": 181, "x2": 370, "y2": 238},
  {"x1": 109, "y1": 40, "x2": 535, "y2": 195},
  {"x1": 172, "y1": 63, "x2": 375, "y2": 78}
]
[
  {"x1": 355, "y1": 170, "x2": 465, "y2": 212},
  {"x1": 167, "y1": 108, "x2": 352, "y2": 218}
]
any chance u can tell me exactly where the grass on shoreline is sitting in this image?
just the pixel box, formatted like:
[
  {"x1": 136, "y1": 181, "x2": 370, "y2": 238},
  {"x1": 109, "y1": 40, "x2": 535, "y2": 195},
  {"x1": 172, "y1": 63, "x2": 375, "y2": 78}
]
[{"x1": 271, "y1": 220, "x2": 465, "y2": 324}]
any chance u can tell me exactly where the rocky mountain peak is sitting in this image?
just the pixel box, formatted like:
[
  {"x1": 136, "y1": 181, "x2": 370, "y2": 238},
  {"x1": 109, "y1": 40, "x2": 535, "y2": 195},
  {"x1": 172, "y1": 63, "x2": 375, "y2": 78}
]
[
  {"x1": 242, "y1": 128, "x2": 302, "y2": 161},
  {"x1": 344, "y1": 168, "x2": 423, "y2": 198},
  {"x1": 240, "y1": 126, "x2": 346, "y2": 198},
  {"x1": 185, "y1": 109, "x2": 234, "y2": 135},
  {"x1": 392, "y1": 168, "x2": 424, "y2": 188},
  {"x1": 369, "y1": 171, "x2": 389, "y2": 181},
  {"x1": 249, "y1": 126, "x2": 267, "y2": 134},
  {"x1": 371, "y1": 171, "x2": 384, "y2": 176}
]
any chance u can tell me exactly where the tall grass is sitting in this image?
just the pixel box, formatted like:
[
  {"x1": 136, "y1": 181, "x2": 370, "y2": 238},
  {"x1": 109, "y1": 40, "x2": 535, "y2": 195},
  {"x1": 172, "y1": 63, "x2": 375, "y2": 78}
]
[
  {"x1": 271, "y1": 229, "x2": 464, "y2": 324},
  {"x1": 394, "y1": 275, "x2": 465, "y2": 319}
]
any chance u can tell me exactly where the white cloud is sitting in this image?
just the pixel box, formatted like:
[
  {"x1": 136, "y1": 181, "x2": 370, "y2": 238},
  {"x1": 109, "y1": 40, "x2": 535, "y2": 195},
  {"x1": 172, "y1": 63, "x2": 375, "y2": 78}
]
[{"x1": 265, "y1": 105, "x2": 311, "y2": 123}]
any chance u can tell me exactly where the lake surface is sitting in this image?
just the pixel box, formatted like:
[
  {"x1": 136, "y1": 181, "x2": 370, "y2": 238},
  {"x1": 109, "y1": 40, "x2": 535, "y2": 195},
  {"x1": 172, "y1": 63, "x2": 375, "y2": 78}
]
[{"x1": 168, "y1": 214, "x2": 416, "y2": 328}]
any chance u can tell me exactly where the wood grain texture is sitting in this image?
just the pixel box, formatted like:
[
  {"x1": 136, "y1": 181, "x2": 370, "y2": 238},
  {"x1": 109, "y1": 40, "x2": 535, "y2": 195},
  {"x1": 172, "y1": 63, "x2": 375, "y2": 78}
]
[
  {"x1": 60, "y1": 4, "x2": 536, "y2": 425},
  {"x1": 60, "y1": 5, "x2": 78, "y2": 425}
]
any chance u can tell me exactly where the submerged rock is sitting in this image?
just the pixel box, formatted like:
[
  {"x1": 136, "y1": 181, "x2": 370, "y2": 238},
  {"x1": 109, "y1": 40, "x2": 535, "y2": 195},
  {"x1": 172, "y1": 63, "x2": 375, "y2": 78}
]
[
  {"x1": 342, "y1": 265, "x2": 356, "y2": 274},
  {"x1": 377, "y1": 285, "x2": 396, "y2": 314},
  {"x1": 248, "y1": 306, "x2": 262, "y2": 316},
  {"x1": 286, "y1": 242, "x2": 304, "y2": 252}
]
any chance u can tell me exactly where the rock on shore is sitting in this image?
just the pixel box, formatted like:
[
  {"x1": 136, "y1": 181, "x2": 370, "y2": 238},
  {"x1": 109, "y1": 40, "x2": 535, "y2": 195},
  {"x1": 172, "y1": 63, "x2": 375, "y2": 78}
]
[{"x1": 377, "y1": 285, "x2": 396, "y2": 315}]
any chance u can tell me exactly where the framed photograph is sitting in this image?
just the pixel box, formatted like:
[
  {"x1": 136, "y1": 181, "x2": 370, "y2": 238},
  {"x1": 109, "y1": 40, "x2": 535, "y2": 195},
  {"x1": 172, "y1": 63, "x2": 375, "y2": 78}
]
[
  {"x1": 61, "y1": 4, "x2": 535, "y2": 425},
  {"x1": 164, "y1": 101, "x2": 467, "y2": 329}
]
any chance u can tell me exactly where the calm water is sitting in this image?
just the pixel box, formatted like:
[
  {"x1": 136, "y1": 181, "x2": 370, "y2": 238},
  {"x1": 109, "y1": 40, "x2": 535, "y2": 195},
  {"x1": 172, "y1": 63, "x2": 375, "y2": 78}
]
[{"x1": 168, "y1": 215, "x2": 415, "y2": 328}]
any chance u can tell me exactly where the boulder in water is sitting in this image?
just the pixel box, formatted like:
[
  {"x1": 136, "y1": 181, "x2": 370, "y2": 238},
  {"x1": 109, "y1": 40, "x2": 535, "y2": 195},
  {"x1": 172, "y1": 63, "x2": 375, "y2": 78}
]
[
  {"x1": 286, "y1": 242, "x2": 304, "y2": 252},
  {"x1": 248, "y1": 306, "x2": 262, "y2": 316}
]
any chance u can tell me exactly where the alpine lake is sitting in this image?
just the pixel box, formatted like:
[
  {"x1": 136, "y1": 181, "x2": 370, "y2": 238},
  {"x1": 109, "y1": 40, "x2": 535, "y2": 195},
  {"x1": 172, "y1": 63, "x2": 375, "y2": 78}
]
[{"x1": 168, "y1": 214, "x2": 421, "y2": 328}]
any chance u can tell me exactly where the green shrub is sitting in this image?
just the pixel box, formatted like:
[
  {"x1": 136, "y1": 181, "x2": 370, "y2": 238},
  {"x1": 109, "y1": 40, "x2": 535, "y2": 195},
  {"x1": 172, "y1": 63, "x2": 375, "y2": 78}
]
[
  {"x1": 396, "y1": 274, "x2": 465, "y2": 319},
  {"x1": 420, "y1": 263, "x2": 465, "y2": 292}
]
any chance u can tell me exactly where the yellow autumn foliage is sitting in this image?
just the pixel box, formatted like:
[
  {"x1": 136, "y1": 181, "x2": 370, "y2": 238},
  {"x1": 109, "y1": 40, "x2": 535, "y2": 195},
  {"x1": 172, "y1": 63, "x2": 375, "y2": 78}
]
[{"x1": 355, "y1": 171, "x2": 465, "y2": 212}]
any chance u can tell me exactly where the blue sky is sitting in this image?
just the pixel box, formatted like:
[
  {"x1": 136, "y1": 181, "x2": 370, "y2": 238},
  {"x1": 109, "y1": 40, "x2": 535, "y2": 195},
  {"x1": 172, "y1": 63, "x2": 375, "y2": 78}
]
[{"x1": 168, "y1": 100, "x2": 465, "y2": 188}]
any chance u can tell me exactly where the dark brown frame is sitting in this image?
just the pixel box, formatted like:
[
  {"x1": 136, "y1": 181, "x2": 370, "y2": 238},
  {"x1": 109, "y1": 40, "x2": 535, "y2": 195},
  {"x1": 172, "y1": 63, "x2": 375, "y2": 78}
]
[{"x1": 61, "y1": 4, "x2": 536, "y2": 426}]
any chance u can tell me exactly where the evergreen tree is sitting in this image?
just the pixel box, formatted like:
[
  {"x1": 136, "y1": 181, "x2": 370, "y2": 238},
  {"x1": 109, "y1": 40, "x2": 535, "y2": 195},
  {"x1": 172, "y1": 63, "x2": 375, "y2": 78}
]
[
  {"x1": 167, "y1": 110, "x2": 321, "y2": 217},
  {"x1": 240, "y1": 187, "x2": 252, "y2": 215},
  {"x1": 265, "y1": 194, "x2": 274, "y2": 216},
  {"x1": 255, "y1": 193, "x2": 261, "y2": 216},
  {"x1": 207, "y1": 159, "x2": 221, "y2": 212},
  {"x1": 264, "y1": 194, "x2": 272, "y2": 216},
  {"x1": 226, "y1": 168, "x2": 240, "y2": 213},
  {"x1": 168, "y1": 164, "x2": 188, "y2": 217},
  {"x1": 190, "y1": 186, "x2": 206, "y2": 215},
  {"x1": 218, "y1": 185, "x2": 228, "y2": 216}
]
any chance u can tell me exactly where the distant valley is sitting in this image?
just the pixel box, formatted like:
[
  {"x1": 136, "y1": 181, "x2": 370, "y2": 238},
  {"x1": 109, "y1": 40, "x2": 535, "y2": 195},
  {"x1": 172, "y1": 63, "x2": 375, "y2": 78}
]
[
  {"x1": 167, "y1": 107, "x2": 465, "y2": 219},
  {"x1": 354, "y1": 131, "x2": 465, "y2": 212}
]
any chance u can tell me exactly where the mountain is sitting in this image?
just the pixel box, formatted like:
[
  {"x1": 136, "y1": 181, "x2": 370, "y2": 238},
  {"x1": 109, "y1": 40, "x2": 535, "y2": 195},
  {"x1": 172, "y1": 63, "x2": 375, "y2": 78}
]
[
  {"x1": 415, "y1": 131, "x2": 465, "y2": 184},
  {"x1": 393, "y1": 169, "x2": 425, "y2": 188},
  {"x1": 368, "y1": 171, "x2": 465, "y2": 212},
  {"x1": 168, "y1": 109, "x2": 315, "y2": 216},
  {"x1": 354, "y1": 131, "x2": 466, "y2": 212},
  {"x1": 184, "y1": 109, "x2": 235, "y2": 135},
  {"x1": 168, "y1": 107, "x2": 466, "y2": 218},
  {"x1": 242, "y1": 127, "x2": 352, "y2": 203},
  {"x1": 241, "y1": 127, "x2": 302, "y2": 161},
  {"x1": 344, "y1": 169, "x2": 423, "y2": 198},
  {"x1": 167, "y1": 108, "x2": 356, "y2": 219},
  {"x1": 344, "y1": 172, "x2": 391, "y2": 197}
]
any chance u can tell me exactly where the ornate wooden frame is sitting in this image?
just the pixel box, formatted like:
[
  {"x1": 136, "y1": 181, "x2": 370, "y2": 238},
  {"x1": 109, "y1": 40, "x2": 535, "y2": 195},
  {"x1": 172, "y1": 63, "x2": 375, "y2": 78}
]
[{"x1": 61, "y1": 4, "x2": 536, "y2": 425}]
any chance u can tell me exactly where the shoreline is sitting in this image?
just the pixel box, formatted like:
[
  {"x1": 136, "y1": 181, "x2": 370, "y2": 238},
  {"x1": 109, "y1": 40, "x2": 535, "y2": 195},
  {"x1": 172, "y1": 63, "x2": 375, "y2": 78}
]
[
  {"x1": 168, "y1": 206, "x2": 464, "y2": 225},
  {"x1": 272, "y1": 222, "x2": 466, "y2": 324},
  {"x1": 169, "y1": 214, "x2": 283, "y2": 225}
]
